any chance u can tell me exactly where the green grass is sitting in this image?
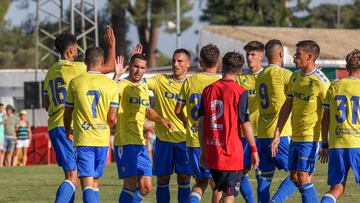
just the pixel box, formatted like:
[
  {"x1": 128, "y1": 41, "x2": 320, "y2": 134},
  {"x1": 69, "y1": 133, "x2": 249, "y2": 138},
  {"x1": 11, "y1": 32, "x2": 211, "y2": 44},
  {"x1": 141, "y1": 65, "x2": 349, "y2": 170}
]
[{"x1": 0, "y1": 163, "x2": 358, "y2": 202}]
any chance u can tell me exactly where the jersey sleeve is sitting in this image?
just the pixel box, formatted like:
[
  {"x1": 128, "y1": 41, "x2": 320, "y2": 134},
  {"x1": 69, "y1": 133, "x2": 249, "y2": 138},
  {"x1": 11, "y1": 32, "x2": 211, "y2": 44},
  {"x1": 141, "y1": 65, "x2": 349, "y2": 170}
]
[
  {"x1": 238, "y1": 91, "x2": 250, "y2": 123},
  {"x1": 110, "y1": 83, "x2": 120, "y2": 108},
  {"x1": 322, "y1": 84, "x2": 333, "y2": 109},
  {"x1": 319, "y1": 80, "x2": 330, "y2": 103},
  {"x1": 282, "y1": 69, "x2": 292, "y2": 91},
  {"x1": 177, "y1": 79, "x2": 188, "y2": 104},
  {"x1": 286, "y1": 74, "x2": 294, "y2": 99},
  {"x1": 65, "y1": 80, "x2": 74, "y2": 107},
  {"x1": 144, "y1": 75, "x2": 157, "y2": 91}
]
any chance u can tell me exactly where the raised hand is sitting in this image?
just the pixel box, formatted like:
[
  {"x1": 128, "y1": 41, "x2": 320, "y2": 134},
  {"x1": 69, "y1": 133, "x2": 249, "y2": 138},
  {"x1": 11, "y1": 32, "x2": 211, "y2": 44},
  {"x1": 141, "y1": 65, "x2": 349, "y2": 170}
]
[
  {"x1": 115, "y1": 55, "x2": 128, "y2": 76},
  {"x1": 132, "y1": 43, "x2": 143, "y2": 55},
  {"x1": 104, "y1": 25, "x2": 115, "y2": 48}
]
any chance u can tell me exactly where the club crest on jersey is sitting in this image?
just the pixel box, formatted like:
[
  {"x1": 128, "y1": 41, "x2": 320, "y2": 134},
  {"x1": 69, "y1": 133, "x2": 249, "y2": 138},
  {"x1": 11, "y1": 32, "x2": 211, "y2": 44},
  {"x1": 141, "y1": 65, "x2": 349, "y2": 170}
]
[
  {"x1": 81, "y1": 121, "x2": 91, "y2": 130},
  {"x1": 168, "y1": 80, "x2": 172, "y2": 85},
  {"x1": 292, "y1": 77, "x2": 297, "y2": 83}
]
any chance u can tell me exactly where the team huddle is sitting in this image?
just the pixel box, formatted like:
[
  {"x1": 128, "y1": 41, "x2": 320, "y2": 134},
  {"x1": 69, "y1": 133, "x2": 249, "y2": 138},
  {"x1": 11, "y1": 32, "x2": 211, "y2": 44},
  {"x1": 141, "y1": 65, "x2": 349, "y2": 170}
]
[{"x1": 43, "y1": 26, "x2": 360, "y2": 203}]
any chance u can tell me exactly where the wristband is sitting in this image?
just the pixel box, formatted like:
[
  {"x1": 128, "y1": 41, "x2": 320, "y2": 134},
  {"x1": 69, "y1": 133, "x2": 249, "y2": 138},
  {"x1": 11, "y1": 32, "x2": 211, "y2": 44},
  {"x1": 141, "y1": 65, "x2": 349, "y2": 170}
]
[
  {"x1": 321, "y1": 142, "x2": 329, "y2": 149},
  {"x1": 250, "y1": 145, "x2": 258, "y2": 153}
]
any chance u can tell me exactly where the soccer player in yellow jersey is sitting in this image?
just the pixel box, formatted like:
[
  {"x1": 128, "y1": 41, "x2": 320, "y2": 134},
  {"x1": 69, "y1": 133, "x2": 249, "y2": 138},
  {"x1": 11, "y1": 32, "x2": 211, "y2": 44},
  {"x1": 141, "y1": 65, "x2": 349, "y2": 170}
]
[
  {"x1": 43, "y1": 27, "x2": 116, "y2": 203},
  {"x1": 145, "y1": 49, "x2": 193, "y2": 203},
  {"x1": 114, "y1": 54, "x2": 173, "y2": 203},
  {"x1": 319, "y1": 49, "x2": 360, "y2": 203},
  {"x1": 236, "y1": 41, "x2": 264, "y2": 203},
  {"x1": 63, "y1": 47, "x2": 119, "y2": 203},
  {"x1": 175, "y1": 44, "x2": 221, "y2": 203},
  {"x1": 255, "y1": 40, "x2": 297, "y2": 203},
  {"x1": 274, "y1": 40, "x2": 330, "y2": 203}
]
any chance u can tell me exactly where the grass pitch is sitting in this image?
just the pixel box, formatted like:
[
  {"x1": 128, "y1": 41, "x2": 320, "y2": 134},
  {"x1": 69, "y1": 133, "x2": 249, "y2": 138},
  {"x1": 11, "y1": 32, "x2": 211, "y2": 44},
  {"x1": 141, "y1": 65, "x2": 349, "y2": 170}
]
[{"x1": 0, "y1": 162, "x2": 358, "y2": 202}]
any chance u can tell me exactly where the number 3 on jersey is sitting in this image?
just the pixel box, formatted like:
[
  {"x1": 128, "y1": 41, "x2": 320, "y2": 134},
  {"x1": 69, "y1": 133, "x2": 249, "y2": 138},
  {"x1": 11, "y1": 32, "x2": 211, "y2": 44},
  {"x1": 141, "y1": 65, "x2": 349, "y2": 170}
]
[
  {"x1": 335, "y1": 95, "x2": 359, "y2": 124},
  {"x1": 211, "y1": 100, "x2": 224, "y2": 130},
  {"x1": 87, "y1": 90, "x2": 100, "y2": 118}
]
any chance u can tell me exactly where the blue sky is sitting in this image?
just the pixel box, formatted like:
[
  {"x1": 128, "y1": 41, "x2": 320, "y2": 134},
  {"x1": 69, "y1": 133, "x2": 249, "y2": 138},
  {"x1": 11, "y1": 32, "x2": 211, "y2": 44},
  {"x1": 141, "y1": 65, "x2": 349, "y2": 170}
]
[{"x1": 5, "y1": 0, "x2": 354, "y2": 56}]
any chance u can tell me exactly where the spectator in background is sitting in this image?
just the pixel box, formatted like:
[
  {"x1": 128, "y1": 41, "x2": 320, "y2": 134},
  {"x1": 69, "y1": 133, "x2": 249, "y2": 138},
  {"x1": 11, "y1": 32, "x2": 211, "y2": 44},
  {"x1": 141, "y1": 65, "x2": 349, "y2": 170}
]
[
  {"x1": 4, "y1": 105, "x2": 17, "y2": 167},
  {"x1": 0, "y1": 103, "x2": 5, "y2": 167},
  {"x1": 13, "y1": 110, "x2": 32, "y2": 166}
]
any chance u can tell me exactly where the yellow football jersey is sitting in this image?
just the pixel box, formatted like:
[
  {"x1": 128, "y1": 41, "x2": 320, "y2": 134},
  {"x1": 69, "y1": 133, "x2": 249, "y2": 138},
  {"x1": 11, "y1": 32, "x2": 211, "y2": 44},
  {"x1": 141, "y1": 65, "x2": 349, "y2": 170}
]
[
  {"x1": 65, "y1": 72, "x2": 119, "y2": 146},
  {"x1": 287, "y1": 68, "x2": 330, "y2": 142},
  {"x1": 237, "y1": 68, "x2": 263, "y2": 136},
  {"x1": 114, "y1": 79, "x2": 150, "y2": 146},
  {"x1": 43, "y1": 60, "x2": 86, "y2": 130},
  {"x1": 178, "y1": 72, "x2": 220, "y2": 147},
  {"x1": 255, "y1": 65, "x2": 292, "y2": 138},
  {"x1": 323, "y1": 77, "x2": 360, "y2": 148},
  {"x1": 145, "y1": 74, "x2": 186, "y2": 143}
]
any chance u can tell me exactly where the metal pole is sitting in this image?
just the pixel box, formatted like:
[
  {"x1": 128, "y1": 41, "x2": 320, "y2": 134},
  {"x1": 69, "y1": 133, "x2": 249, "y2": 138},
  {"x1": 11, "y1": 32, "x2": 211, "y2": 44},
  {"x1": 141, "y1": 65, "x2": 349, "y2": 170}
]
[
  {"x1": 35, "y1": 0, "x2": 40, "y2": 82},
  {"x1": 94, "y1": 0, "x2": 98, "y2": 46},
  {"x1": 337, "y1": 2, "x2": 341, "y2": 29},
  {"x1": 71, "y1": 0, "x2": 75, "y2": 35},
  {"x1": 176, "y1": 0, "x2": 181, "y2": 49}
]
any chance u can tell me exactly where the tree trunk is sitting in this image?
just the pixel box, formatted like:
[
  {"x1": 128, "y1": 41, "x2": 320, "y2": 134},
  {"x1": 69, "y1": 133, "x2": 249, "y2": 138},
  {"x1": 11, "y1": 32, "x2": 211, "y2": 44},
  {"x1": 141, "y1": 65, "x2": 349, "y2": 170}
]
[
  {"x1": 148, "y1": 24, "x2": 159, "y2": 68},
  {"x1": 110, "y1": 1, "x2": 127, "y2": 56}
]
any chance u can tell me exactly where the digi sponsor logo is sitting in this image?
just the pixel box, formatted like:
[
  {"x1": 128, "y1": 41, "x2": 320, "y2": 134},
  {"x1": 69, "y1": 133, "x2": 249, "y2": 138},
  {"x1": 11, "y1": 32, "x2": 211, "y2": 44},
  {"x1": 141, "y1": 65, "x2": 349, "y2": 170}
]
[
  {"x1": 164, "y1": 92, "x2": 179, "y2": 100},
  {"x1": 293, "y1": 92, "x2": 310, "y2": 102},
  {"x1": 248, "y1": 89, "x2": 256, "y2": 95},
  {"x1": 129, "y1": 97, "x2": 150, "y2": 106}
]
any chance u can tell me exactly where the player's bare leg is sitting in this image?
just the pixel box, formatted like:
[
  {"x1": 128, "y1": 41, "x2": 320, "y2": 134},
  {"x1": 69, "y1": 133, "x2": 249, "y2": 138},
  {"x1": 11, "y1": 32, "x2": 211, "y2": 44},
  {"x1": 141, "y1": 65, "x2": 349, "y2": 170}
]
[
  {"x1": 0, "y1": 150, "x2": 4, "y2": 167},
  {"x1": 321, "y1": 182, "x2": 346, "y2": 202},
  {"x1": 189, "y1": 177, "x2": 209, "y2": 202},
  {"x1": 221, "y1": 192, "x2": 235, "y2": 203},
  {"x1": 210, "y1": 178, "x2": 222, "y2": 203},
  {"x1": 81, "y1": 176, "x2": 97, "y2": 203}
]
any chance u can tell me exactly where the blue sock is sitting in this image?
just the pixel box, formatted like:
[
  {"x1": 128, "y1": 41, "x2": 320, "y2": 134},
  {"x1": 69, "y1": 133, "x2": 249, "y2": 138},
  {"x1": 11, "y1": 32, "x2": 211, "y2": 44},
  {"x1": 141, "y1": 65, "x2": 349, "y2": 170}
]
[
  {"x1": 83, "y1": 187, "x2": 97, "y2": 203},
  {"x1": 178, "y1": 182, "x2": 191, "y2": 203},
  {"x1": 240, "y1": 175, "x2": 255, "y2": 203},
  {"x1": 94, "y1": 188, "x2": 99, "y2": 203},
  {"x1": 299, "y1": 182, "x2": 319, "y2": 203},
  {"x1": 132, "y1": 190, "x2": 145, "y2": 203},
  {"x1": 272, "y1": 176, "x2": 297, "y2": 202},
  {"x1": 156, "y1": 184, "x2": 170, "y2": 203},
  {"x1": 321, "y1": 193, "x2": 336, "y2": 203},
  {"x1": 188, "y1": 191, "x2": 201, "y2": 203},
  {"x1": 119, "y1": 188, "x2": 134, "y2": 203},
  {"x1": 257, "y1": 170, "x2": 274, "y2": 203},
  {"x1": 55, "y1": 180, "x2": 76, "y2": 203}
]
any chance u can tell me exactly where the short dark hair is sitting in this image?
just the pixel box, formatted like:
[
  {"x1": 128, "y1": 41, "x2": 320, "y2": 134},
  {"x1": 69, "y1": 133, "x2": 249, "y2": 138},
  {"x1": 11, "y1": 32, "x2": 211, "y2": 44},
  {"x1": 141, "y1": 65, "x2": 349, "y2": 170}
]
[
  {"x1": 0, "y1": 103, "x2": 3, "y2": 107},
  {"x1": 5, "y1": 105, "x2": 15, "y2": 113},
  {"x1": 173, "y1": 48, "x2": 191, "y2": 60},
  {"x1": 244, "y1": 41, "x2": 265, "y2": 52},
  {"x1": 55, "y1": 33, "x2": 77, "y2": 55},
  {"x1": 296, "y1": 40, "x2": 320, "y2": 60},
  {"x1": 130, "y1": 53, "x2": 148, "y2": 65},
  {"x1": 84, "y1": 47, "x2": 104, "y2": 67},
  {"x1": 265, "y1": 39, "x2": 283, "y2": 60},
  {"x1": 200, "y1": 44, "x2": 220, "y2": 68},
  {"x1": 222, "y1": 52, "x2": 245, "y2": 74},
  {"x1": 346, "y1": 49, "x2": 360, "y2": 73}
]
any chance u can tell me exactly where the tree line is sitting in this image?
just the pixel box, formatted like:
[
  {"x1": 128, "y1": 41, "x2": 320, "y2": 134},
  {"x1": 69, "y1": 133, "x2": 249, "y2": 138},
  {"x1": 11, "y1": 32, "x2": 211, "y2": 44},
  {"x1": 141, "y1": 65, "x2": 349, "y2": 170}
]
[{"x1": 1, "y1": 0, "x2": 360, "y2": 69}]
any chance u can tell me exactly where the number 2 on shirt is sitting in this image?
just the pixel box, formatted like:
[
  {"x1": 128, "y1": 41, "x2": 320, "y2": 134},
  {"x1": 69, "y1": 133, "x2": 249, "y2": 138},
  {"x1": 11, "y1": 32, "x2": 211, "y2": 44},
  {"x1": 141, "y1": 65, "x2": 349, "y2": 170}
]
[
  {"x1": 190, "y1": 93, "x2": 202, "y2": 121},
  {"x1": 211, "y1": 100, "x2": 224, "y2": 130},
  {"x1": 87, "y1": 90, "x2": 100, "y2": 118}
]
